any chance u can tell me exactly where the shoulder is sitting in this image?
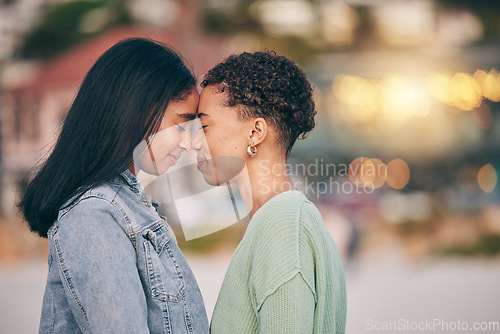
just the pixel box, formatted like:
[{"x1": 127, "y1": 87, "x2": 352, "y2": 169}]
[
  {"x1": 50, "y1": 184, "x2": 130, "y2": 238},
  {"x1": 297, "y1": 198, "x2": 328, "y2": 237},
  {"x1": 251, "y1": 191, "x2": 309, "y2": 232},
  {"x1": 47, "y1": 192, "x2": 138, "y2": 272},
  {"x1": 250, "y1": 191, "x2": 322, "y2": 246},
  {"x1": 57, "y1": 180, "x2": 128, "y2": 217}
]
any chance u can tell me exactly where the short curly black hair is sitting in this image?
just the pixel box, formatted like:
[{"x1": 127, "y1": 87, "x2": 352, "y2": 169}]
[{"x1": 201, "y1": 51, "x2": 316, "y2": 157}]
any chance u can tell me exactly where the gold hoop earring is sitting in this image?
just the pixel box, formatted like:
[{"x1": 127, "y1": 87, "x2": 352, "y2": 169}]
[{"x1": 247, "y1": 142, "x2": 257, "y2": 157}]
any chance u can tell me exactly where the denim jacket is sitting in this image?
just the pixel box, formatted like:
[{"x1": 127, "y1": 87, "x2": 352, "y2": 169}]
[{"x1": 39, "y1": 170, "x2": 209, "y2": 333}]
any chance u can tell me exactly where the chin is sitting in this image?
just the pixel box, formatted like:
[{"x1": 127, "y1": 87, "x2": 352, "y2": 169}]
[
  {"x1": 202, "y1": 174, "x2": 220, "y2": 186},
  {"x1": 198, "y1": 164, "x2": 220, "y2": 186},
  {"x1": 198, "y1": 156, "x2": 246, "y2": 186},
  {"x1": 138, "y1": 161, "x2": 170, "y2": 176}
]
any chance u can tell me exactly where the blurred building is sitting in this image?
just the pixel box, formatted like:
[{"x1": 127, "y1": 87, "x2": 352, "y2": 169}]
[{"x1": 0, "y1": 0, "x2": 229, "y2": 216}]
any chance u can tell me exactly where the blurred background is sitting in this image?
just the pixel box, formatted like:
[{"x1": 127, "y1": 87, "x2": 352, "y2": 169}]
[{"x1": 1, "y1": 0, "x2": 499, "y2": 333}]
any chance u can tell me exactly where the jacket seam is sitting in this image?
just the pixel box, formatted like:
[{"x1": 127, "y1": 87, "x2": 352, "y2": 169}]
[
  {"x1": 58, "y1": 190, "x2": 137, "y2": 250},
  {"x1": 49, "y1": 296, "x2": 55, "y2": 334},
  {"x1": 52, "y1": 231, "x2": 91, "y2": 330}
]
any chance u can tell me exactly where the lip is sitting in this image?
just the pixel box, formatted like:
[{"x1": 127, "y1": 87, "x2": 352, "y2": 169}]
[
  {"x1": 168, "y1": 155, "x2": 180, "y2": 165},
  {"x1": 197, "y1": 158, "x2": 207, "y2": 171}
]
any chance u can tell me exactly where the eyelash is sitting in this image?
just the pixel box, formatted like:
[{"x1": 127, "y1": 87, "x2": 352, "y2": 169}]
[{"x1": 200, "y1": 125, "x2": 207, "y2": 129}]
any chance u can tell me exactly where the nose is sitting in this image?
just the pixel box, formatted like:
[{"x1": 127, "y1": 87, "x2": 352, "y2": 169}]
[
  {"x1": 178, "y1": 127, "x2": 192, "y2": 151},
  {"x1": 191, "y1": 127, "x2": 204, "y2": 151}
]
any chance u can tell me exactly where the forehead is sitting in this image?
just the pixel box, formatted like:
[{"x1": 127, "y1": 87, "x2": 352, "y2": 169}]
[
  {"x1": 199, "y1": 86, "x2": 227, "y2": 113},
  {"x1": 171, "y1": 89, "x2": 199, "y2": 109},
  {"x1": 164, "y1": 90, "x2": 199, "y2": 118}
]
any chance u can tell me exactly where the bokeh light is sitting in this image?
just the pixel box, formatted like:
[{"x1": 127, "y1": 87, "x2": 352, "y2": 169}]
[
  {"x1": 361, "y1": 158, "x2": 387, "y2": 189},
  {"x1": 332, "y1": 75, "x2": 379, "y2": 122},
  {"x1": 380, "y1": 75, "x2": 430, "y2": 117},
  {"x1": 473, "y1": 69, "x2": 500, "y2": 102},
  {"x1": 333, "y1": 69, "x2": 500, "y2": 123},
  {"x1": 386, "y1": 159, "x2": 410, "y2": 190},
  {"x1": 477, "y1": 163, "x2": 497, "y2": 193},
  {"x1": 348, "y1": 156, "x2": 369, "y2": 187},
  {"x1": 321, "y1": 2, "x2": 359, "y2": 47},
  {"x1": 450, "y1": 72, "x2": 482, "y2": 111},
  {"x1": 426, "y1": 71, "x2": 454, "y2": 106}
]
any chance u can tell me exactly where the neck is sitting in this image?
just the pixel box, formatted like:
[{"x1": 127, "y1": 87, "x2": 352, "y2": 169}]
[
  {"x1": 233, "y1": 157, "x2": 295, "y2": 219},
  {"x1": 128, "y1": 165, "x2": 136, "y2": 176}
]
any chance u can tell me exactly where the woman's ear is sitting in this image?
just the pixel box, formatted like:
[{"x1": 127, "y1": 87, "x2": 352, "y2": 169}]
[{"x1": 249, "y1": 118, "x2": 267, "y2": 145}]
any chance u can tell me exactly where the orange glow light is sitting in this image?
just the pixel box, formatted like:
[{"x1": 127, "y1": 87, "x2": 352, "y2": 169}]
[
  {"x1": 361, "y1": 158, "x2": 387, "y2": 189},
  {"x1": 477, "y1": 163, "x2": 497, "y2": 193},
  {"x1": 348, "y1": 157, "x2": 369, "y2": 187},
  {"x1": 386, "y1": 159, "x2": 410, "y2": 190}
]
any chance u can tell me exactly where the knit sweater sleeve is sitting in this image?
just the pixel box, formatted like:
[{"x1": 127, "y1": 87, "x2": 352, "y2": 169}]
[{"x1": 258, "y1": 272, "x2": 315, "y2": 334}]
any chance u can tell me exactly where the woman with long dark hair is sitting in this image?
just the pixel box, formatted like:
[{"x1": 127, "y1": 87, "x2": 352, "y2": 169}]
[{"x1": 19, "y1": 38, "x2": 208, "y2": 333}]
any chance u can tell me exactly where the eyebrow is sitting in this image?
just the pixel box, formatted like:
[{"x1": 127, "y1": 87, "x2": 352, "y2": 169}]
[
  {"x1": 177, "y1": 113, "x2": 197, "y2": 120},
  {"x1": 197, "y1": 112, "x2": 210, "y2": 118}
]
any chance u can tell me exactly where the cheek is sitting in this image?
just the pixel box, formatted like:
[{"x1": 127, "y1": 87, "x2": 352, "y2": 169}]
[
  {"x1": 150, "y1": 129, "x2": 180, "y2": 156},
  {"x1": 206, "y1": 130, "x2": 245, "y2": 156},
  {"x1": 203, "y1": 133, "x2": 217, "y2": 154}
]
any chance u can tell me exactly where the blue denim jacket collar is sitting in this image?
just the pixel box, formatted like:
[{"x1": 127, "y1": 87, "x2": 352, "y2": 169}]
[
  {"x1": 119, "y1": 168, "x2": 143, "y2": 191},
  {"x1": 57, "y1": 169, "x2": 161, "y2": 222},
  {"x1": 110, "y1": 169, "x2": 160, "y2": 210}
]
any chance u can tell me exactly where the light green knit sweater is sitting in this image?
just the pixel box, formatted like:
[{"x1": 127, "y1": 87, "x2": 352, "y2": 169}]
[{"x1": 210, "y1": 191, "x2": 347, "y2": 334}]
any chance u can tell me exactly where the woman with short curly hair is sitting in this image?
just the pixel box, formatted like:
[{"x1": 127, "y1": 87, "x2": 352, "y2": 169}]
[{"x1": 193, "y1": 51, "x2": 347, "y2": 334}]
